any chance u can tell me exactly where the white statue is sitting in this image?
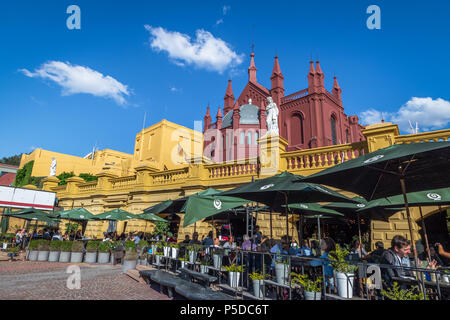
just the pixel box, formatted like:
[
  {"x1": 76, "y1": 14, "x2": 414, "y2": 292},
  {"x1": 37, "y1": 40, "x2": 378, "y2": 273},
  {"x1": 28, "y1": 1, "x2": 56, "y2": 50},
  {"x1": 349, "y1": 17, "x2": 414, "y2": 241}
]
[
  {"x1": 266, "y1": 97, "x2": 279, "y2": 135},
  {"x1": 50, "y1": 157, "x2": 57, "y2": 176}
]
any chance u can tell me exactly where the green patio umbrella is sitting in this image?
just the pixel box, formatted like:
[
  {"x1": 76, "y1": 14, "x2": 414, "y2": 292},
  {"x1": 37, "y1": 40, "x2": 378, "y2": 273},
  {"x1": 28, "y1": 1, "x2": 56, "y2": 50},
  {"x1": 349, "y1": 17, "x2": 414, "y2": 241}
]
[
  {"x1": 302, "y1": 141, "x2": 450, "y2": 263},
  {"x1": 5, "y1": 210, "x2": 59, "y2": 224},
  {"x1": 134, "y1": 212, "x2": 168, "y2": 234},
  {"x1": 221, "y1": 171, "x2": 358, "y2": 240},
  {"x1": 183, "y1": 193, "x2": 250, "y2": 227},
  {"x1": 143, "y1": 200, "x2": 175, "y2": 214},
  {"x1": 358, "y1": 187, "x2": 450, "y2": 261},
  {"x1": 93, "y1": 208, "x2": 136, "y2": 221},
  {"x1": 59, "y1": 208, "x2": 96, "y2": 220}
]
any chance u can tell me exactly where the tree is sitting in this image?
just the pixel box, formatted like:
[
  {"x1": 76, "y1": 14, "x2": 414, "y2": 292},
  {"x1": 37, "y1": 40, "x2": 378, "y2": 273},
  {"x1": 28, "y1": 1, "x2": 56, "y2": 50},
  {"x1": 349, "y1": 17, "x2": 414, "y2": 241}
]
[{"x1": 0, "y1": 154, "x2": 22, "y2": 166}]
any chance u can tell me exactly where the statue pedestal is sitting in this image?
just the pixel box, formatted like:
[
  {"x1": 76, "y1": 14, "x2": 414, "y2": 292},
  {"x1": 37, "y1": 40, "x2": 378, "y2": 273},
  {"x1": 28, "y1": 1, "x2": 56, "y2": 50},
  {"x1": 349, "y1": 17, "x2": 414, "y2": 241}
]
[{"x1": 258, "y1": 133, "x2": 288, "y2": 176}]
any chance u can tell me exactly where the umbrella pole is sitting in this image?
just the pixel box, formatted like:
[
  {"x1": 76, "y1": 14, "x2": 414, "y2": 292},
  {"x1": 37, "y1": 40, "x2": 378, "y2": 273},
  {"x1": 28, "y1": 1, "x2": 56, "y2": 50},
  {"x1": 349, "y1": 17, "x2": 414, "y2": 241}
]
[
  {"x1": 357, "y1": 212, "x2": 363, "y2": 258},
  {"x1": 284, "y1": 193, "x2": 289, "y2": 241},
  {"x1": 317, "y1": 216, "x2": 321, "y2": 243},
  {"x1": 398, "y1": 165, "x2": 418, "y2": 266},
  {"x1": 418, "y1": 206, "x2": 432, "y2": 262},
  {"x1": 246, "y1": 206, "x2": 249, "y2": 236},
  {"x1": 270, "y1": 209, "x2": 273, "y2": 239}
]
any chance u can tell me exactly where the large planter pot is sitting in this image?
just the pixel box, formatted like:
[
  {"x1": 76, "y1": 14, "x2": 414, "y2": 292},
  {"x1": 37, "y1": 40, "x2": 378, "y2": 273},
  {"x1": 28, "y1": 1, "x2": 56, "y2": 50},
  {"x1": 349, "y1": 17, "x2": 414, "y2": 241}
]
[
  {"x1": 59, "y1": 251, "x2": 71, "y2": 262},
  {"x1": 304, "y1": 291, "x2": 321, "y2": 300},
  {"x1": 155, "y1": 255, "x2": 162, "y2": 265},
  {"x1": 48, "y1": 251, "x2": 60, "y2": 262},
  {"x1": 84, "y1": 252, "x2": 97, "y2": 264},
  {"x1": 98, "y1": 252, "x2": 110, "y2": 264},
  {"x1": 443, "y1": 275, "x2": 449, "y2": 283},
  {"x1": 37, "y1": 251, "x2": 49, "y2": 261},
  {"x1": 252, "y1": 279, "x2": 264, "y2": 298},
  {"x1": 200, "y1": 265, "x2": 208, "y2": 274},
  {"x1": 151, "y1": 245, "x2": 157, "y2": 255},
  {"x1": 70, "y1": 252, "x2": 83, "y2": 263},
  {"x1": 171, "y1": 248, "x2": 179, "y2": 259},
  {"x1": 28, "y1": 250, "x2": 39, "y2": 261},
  {"x1": 139, "y1": 258, "x2": 148, "y2": 266},
  {"x1": 163, "y1": 246, "x2": 170, "y2": 257},
  {"x1": 2, "y1": 243, "x2": 8, "y2": 250},
  {"x1": 110, "y1": 253, "x2": 114, "y2": 264},
  {"x1": 335, "y1": 272, "x2": 354, "y2": 299},
  {"x1": 229, "y1": 271, "x2": 241, "y2": 288},
  {"x1": 275, "y1": 263, "x2": 290, "y2": 285},
  {"x1": 122, "y1": 259, "x2": 137, "y2": 273},
  {"x1": 180, "y1": 260, "x2": 188, "y2": 269},
  {"x1": 213, "y1": 254, "x2": 223, "y2": 269},
  {"x1": 188, "y1": 251, "x2": 196, "y2": 263}
]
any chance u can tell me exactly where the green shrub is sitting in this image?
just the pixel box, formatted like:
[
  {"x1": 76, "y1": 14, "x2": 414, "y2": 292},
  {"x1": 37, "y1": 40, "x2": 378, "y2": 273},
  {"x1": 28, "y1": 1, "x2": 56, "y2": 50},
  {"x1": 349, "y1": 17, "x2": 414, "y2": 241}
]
[
  {"x1": 50, "y1": 240, "x2": 62, "y2": 251},
  {"x1": 28, "y1": 240, "x2": 39, "y2": 250},
  {"x1": 37, "y1": 240, "x2": 50, "y2": 251},
  {"x1": 329, "y1": 244, "x2": 358, "y2": 274},
  {"x1": 224, "y1": 264, "x2": 244, "y2": 273},
  {"x1": 13, "y1": 161, "x2": 34, "y2": 187},
  {"x1": 8, "y1": 246, "x2": 20, "y2": 253},
  {"x1": 79, "y1": 173, "x2": 98, "y2": 182},
  {"x1": 169, "y1": 242, "x2": 180, "y2": 248},
  {"x1": 61, "y1": 241, "x2": 73, "y2": 252},
  {"x1": 124, "y1": 241, "x2": 136, "y2": 252},
  {"x1": 381, "y1": 282, "x2": 426, "y2": 300},
  {"x1": 56, "y1": 172, "x2": 75, "y2": 185},
  {"x1": 86, "y1": 241, "x2": 99, "y2": 252},
  {"x1": 291, "y1": 273, "x2": 322, "y2": 293},
  {"x1": 98, "y1": 241, "x2": 112, "y2": 253},
  {"x1": 71, "y1": 241, "x2": 84, "y2": 252},
  {"x1": 249, "y1": 272, "x2": 266, "y2": 280},
  {"x1": 138, "y1": 240, "x2": 149, "y2": 248}
]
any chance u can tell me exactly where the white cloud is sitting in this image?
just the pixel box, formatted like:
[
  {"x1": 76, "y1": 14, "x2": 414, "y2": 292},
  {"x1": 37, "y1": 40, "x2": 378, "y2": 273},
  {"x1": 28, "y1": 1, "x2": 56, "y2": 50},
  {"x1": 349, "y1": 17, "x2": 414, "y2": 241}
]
[
  {"x1": 216, "y1": 19, "x2": 224, "y2": 25},
  {"x1": 360, "y1": 97, "x2": 450, "y2": 133},
  {"x1": 19, "y1": 61, "x2": 130, "y2": 105},
  {"x1": 170, "y1": 87, "x2": 182, "y2": 93},
  {"x1": 145, "y1": 25, "x2": 244, "y2": 74},
  {"x1": 223, "y1": 5, "x2": 231, "y2": 15}
]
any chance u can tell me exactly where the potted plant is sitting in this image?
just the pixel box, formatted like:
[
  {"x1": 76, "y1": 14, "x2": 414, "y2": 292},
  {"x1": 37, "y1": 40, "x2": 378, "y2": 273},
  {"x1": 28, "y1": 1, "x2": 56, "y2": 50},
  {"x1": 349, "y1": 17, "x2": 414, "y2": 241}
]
[
  {"x1": 162, "y1": 241, "x2": 170, "y2": 257},
  {"x1": 274, "y1": 258, "x2": 290, "y2": 285},
  {"x1": 199, "y1": 259, "x2": 210, "y2": 274},
  {"x1": 7, "y1": 246, "x2": 20, "y2": 261},
  {"x1": 151, "y1": 242, "x2": 158, "y2": 255},
  {"x1": 329, "y1": 244, "x2": 358, "y2": 299},
  {"x1": 124, "y1": 240, "x2": 136, "y2": 252},
  {"x1": 110, "y1": 240, "x2": 122, "y2": 264},
  {"x1": 98, "y1": 241, "x2": 112, "y2": 264},
  {"x1": 187, "y1": 244, "x2": 201, "y2": 263},
  {"x1": 84, "y1": 241, "x2": 99, "y2": 264},
  {"x1": 442, "y1": 270, "x2": 450, "y2": 283},
  {"x1": 170, "y1": 242, "x2": 180, "y2": 259},
  {"x1": 2, "y1": 239, "x2": 8, "y2": 250},
  {"x1": 28, "y1": 240, "x2": 39, "y2": 261},
  {"x1": 37, "y1": 240, "x2": 50, "y2": 261},
  {"x1": 59, "y1": 241, "x2": 72, "y2": 262},
  {"x1": 70, "y1": 241, "x2": 84, "y2": 263},
  {"x1": 249, "y1": 272, "x2": 267, "y2": 298},
  {"x1": 291, "y1": 272, "x2": 322, "y2": 300},
  {"x1": 140, "y1": 252, "x2": 150, "y2": 266},
  {"x1": 212, "y1": 248, "x2": 224, "y2": 269},
  {"x1": 224, "y1": 264, "x2": 244, "y2": 288},
  {"x1": 48, "y1": 240, "x2": 62, "y2": 262},
  {"x1": 179, "y1": 252, "x2": 189, "y2": 269},
  {"x1": 122, "y1": 248, "x2": 139, "y2": 274},
  {"x1": 154, "y1": 251, "x2": 164, "y2": 265},
  {"x1": 381, "y1": 282, "x2": 425, "y2": 300}
]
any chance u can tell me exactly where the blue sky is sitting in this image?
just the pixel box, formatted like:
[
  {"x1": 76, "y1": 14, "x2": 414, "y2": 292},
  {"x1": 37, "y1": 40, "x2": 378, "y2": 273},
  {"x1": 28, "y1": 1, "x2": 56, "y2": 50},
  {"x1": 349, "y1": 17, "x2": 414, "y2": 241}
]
[{"x1": 1, "y1": 0, "x2": 449, "y2": 159}]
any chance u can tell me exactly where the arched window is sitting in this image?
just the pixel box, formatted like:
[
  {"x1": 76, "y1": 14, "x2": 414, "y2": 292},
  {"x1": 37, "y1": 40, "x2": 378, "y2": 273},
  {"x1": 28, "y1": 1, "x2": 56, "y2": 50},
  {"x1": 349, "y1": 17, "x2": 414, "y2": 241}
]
[
  {"x1": 290, "y1": 114, "x2": 304, "y2": 145},
  {"x1": 240, "y1": 131, "x2": 245, "y2": 144},
  {"x1": 331, "y1": 116, "x2": 337, "y2": 145},
  {"x1": 247, "y1": 132, "x2": 252, "y2": 145},
  {"x1": 255, "y1": 131, "x2": 259, "y2": 145}
]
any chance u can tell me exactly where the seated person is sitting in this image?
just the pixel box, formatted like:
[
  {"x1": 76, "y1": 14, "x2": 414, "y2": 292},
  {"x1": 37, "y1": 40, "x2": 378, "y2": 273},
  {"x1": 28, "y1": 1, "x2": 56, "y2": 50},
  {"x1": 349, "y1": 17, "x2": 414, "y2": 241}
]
[
  {"x1": 300, "y1": 240, "x2": 312, "y2": 256},
  {"x1": 310, "y1": 237, "x2": 336, "y2": 291},
  {"x1": 367, "y1": 241, "x2": 385, "y2": 263},
  {"x1": 380, "y1": 235, "x2": 416, "y2": 287},
  {"x1": 242, "y1": 234, "x2": 257, "y2": 251},
  {"x1": 350, "y1": 239, "x2": 368, "y2": 260}
]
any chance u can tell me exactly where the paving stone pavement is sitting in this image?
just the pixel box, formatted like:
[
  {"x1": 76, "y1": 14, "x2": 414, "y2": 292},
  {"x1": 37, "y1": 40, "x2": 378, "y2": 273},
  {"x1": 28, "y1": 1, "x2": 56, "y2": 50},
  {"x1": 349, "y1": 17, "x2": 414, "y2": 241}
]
[{"x1": 0, "y1": 261, "x2": 174, "y2": 300}]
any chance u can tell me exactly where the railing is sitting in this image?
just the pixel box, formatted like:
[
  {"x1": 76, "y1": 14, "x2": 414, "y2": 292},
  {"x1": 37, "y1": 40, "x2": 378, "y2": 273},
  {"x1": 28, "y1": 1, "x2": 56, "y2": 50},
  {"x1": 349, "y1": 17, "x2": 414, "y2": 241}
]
[
  {"x1": 111, "y1": 175, "x2": 137, "y2": 190},
  {"x1": 205, "y1": 158, "x2": 259, "y2": 179},
  {"x1": 395, "y1": 128, "x2": 450, "y2": 144},
  {"x1": 151, "y1": 167, "x2": 189, "y2": 185},
  {"x1": 78, "y1": 181, "x2": 98, "y2": 192},
  {"x1": 281, "y1": 89, "x2": 309, "y2": 104},
  {"x1": 51, "y1": 185, "x2": 67, "y2": 193},
  {"x1": 282, "y1": 141, "x2": 367, "y2": 173}
]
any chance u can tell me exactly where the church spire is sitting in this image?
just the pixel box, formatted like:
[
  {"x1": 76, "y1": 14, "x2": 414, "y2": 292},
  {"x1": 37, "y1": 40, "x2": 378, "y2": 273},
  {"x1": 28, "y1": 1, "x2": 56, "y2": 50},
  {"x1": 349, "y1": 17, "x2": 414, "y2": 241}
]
[
  {"x1": 203, "y1": 105, "x2": 211, "y2": 132},
  {"x1": 271, "y1": 56, "x2": 282, "y2": 76},
  {"x1": 315, "y1": 61, "x2": 325, "y2": 91},
  {"x1": 270, "y1": 56, "x2": 284, "y2": 108},
  {"x1": 224, "y1": 80, "x2": 235, "y2": 114},
  {"x1": 333, "y1": 76, "x2": 342, "y2": 101},
  {"x1": 216, "y1": 107, "x2": 223, "y2": 129},
  {"x1": 248, "y1": 52, "x2": 257, "y2": 83},
  {"x1": 307, "y1": 61, "x2": 316, "y2": 93}
]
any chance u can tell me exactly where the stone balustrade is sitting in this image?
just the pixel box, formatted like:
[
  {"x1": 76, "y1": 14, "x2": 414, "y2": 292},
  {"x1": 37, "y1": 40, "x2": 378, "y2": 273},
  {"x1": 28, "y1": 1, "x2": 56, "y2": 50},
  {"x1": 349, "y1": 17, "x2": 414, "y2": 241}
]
[
  {"x1": 394, "y1": 128, "x2": 450, "y2": 144},
  {"x1": 281, "y1": 89, "x2": 308, "y2": 103}
]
